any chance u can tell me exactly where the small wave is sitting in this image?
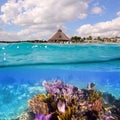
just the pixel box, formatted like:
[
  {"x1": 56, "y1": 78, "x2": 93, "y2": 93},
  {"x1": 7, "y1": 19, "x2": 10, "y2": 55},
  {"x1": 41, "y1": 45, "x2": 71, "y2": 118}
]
[{"x1": 0, "y1": 57, "x2": 120, "y2": 68}]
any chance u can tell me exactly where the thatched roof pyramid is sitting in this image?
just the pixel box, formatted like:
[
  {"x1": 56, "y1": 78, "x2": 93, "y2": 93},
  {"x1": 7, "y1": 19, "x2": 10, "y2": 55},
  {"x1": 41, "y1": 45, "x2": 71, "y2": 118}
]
[{"x1": 48, "y1": 29, "x2": 70, "y2": 43}]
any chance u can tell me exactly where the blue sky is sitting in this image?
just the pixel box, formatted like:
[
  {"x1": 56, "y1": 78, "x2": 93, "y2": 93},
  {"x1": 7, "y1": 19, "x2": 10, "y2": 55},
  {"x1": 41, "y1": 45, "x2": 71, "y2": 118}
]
[{"x1": 0, "y1": 0, "x2": 120, "y2": 41}]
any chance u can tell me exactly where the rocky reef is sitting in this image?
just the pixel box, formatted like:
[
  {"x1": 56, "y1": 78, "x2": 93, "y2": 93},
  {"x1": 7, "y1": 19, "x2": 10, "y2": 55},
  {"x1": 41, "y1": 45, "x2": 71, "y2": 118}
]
[{"x1": 19, "y1": 80, "x2": 120, "y2": 120}]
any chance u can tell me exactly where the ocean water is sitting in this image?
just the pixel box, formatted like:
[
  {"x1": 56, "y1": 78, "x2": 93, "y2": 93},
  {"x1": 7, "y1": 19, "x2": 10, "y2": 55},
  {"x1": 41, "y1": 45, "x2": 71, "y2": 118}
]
[{"x1": 0, "y1": 43, "x2": 120, "y2": 119}]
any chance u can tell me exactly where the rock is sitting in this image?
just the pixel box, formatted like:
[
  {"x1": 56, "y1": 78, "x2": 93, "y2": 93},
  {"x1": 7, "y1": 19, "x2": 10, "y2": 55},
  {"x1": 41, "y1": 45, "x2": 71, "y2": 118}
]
[{"x1": 19, "y1": 112, "x2": 35, "y2": 120}]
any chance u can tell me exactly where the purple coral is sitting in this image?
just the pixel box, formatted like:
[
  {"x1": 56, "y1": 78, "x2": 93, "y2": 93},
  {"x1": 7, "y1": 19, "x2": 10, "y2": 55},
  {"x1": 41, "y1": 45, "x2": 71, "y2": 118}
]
[
  {"x1": 103, "y1": 116, "x2": 115, "y2": 120},
  {"x1": 42, "y1": 80, "x2": 85, "y2": 105},
  {"x1": 35, "y1": 113, "x2": 52, "y2": 120},
  {"x1": 43, "y1": 80, "x2": 79, "y2": 96},
  {"x1": 42, "y1": 80, "x2": 63, "y2": 94}
]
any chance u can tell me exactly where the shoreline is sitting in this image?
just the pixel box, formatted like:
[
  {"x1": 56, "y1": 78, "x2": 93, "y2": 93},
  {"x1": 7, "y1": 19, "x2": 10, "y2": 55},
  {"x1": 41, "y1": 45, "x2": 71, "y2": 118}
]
[{"x1": 0, "y1": 41, "x2": 120, "y2": 44}]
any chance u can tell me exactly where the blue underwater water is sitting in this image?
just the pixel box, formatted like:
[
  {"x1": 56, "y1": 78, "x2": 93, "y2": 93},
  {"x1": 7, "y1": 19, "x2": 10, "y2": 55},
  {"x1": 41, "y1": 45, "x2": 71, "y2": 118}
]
[{"x1": 0, "y1": 43, "x2": 120, "y2": 119}]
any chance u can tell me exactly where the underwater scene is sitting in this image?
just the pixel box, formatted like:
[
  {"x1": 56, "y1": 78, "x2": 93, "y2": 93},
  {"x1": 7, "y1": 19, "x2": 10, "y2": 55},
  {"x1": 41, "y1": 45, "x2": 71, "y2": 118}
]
[{"x1": 0, "y1": 43, "x2": 120, "y2": 120}]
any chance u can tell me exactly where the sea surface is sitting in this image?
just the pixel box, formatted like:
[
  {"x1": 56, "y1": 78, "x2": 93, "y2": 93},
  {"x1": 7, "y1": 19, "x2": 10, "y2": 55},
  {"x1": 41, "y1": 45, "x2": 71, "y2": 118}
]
[{"x1": 0, "y1": 43, "x2": 120, "y2": 119}]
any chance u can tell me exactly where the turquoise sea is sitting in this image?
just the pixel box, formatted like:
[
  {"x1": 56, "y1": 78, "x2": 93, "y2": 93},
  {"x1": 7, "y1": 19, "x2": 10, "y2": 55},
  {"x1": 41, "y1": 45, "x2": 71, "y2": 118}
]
[{"x1": 0, "y1": 43, "x2": 120, "y2": 119}]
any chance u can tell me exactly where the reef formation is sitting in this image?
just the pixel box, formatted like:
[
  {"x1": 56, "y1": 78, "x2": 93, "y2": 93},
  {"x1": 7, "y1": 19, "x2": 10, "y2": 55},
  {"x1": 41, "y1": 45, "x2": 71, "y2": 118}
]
[{"x1": 23, "y1": 80, "x2": 120, "y2": 120}]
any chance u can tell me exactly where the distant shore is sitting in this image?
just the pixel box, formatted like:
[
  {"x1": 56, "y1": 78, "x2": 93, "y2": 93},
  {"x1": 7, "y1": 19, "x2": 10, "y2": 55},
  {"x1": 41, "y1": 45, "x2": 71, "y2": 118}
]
[
  {"x1": 0, "y1": 41, "x2": 120, "y2": 44},
  {"x1": 0, "y1": 40, "x2": 47, "y2": 43}
]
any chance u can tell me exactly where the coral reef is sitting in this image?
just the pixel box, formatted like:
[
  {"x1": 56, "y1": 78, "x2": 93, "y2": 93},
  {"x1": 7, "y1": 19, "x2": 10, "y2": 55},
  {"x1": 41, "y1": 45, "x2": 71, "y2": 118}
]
[{"x1": 27, "y1": 80, "x2": 120, "y2": 120}]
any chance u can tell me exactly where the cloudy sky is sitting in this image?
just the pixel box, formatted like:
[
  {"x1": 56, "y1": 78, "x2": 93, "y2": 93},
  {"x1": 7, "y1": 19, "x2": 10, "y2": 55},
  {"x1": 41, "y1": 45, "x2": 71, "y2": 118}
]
[{"x1": 0, "y1": 0, "x2": 120, "y2": 41}]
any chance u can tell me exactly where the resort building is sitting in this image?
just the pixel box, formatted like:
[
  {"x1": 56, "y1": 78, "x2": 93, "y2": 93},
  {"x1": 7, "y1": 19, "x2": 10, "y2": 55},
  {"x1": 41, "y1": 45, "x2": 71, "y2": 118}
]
[
  {"x1": 103, "y1": 38, "x2": 117, "y2": 43},
  {"x1": 116, "y1": 37, "x2": 120, "y2": 43},
  {"x1": 48, "y1": 29, "x2": 70, "y2": 43}
]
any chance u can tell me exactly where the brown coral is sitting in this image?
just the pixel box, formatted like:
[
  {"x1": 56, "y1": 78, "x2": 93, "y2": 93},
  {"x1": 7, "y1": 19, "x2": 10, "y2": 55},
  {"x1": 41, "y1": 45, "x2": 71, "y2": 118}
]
[
  {"x1": 92, "y1": 99, "x2": 103, "y2": 112},
  {"x1": 28, "y1": 94, "x2": 49, "y2": 114}
]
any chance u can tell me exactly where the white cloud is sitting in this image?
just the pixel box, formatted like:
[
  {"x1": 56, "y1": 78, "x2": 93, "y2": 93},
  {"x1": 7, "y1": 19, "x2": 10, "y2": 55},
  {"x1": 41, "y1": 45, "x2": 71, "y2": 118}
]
[
  {"x1": 0, "y1": 0, "x2": 22, "y2": 24},
  {"x1": 77, "y1": 11, "x2": 120, "y2": 37},
  {"x1": 91, "y1": 6, "x2": 103, "y2": 15},
  {"x1": 0, "y1": 29, "x2": 53, "y2": 41},
  {"x1": 0, "y1": 27, "x2": 3, "y2": 31},
  {"x1": 0, "y1": 0, "x2": 91, "y2": 41},
  {"x1": 117, "y1": 11, "x2": 120, "y2": 16},
  {"x1": 0, "y1": 0, "x2": 90, "y2": 26}
]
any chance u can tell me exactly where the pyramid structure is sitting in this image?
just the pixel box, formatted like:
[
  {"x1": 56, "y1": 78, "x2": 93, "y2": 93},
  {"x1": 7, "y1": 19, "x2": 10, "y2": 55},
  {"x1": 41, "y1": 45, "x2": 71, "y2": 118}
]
[{"x1": 48, "y1": 29, "x2": 70, "y2": 43}]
